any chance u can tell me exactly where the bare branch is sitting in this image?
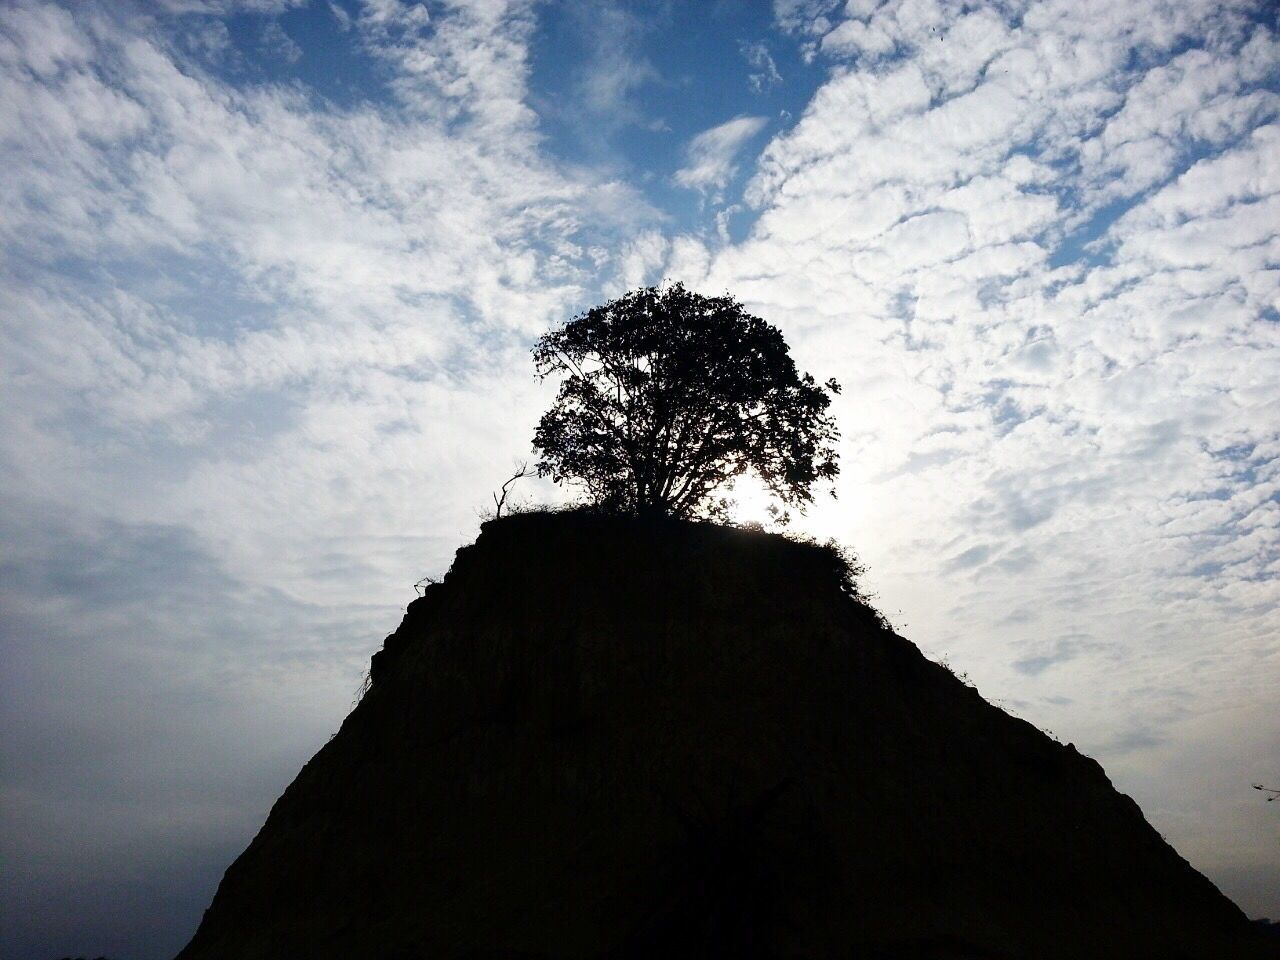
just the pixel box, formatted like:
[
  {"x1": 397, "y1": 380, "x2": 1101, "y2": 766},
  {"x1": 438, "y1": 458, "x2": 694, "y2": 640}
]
[{"x1": 492, "y1": 462, "x2": 536, "y2": 518}]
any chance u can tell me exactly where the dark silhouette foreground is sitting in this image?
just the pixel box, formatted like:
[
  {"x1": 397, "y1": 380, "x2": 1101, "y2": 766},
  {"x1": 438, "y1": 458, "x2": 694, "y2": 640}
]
[{"x1": 178, "y1": 513, "x2": 1274, "y2": 959}]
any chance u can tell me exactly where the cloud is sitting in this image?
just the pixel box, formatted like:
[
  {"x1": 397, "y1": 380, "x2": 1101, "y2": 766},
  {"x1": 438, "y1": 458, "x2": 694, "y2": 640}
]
[
  {"x1": 1012, "y1": 636, "x2": 1108, "y2": 676},
  {"x1": 772, "y1": 0, "x2": 841, "y2": 36},
  {"x1": 674, "y1": 115, "x2": 769, "y2": 195},
  {"x1": 821, "y1": 18, "x2": 895, "y2": 59},
  {"x1": 259, "y1": 18, "x2": 301, "y2": 63},
  {"x1": 0, "y1": 497, "x2": 378, "y2": 958},
  {"x1": 328, "y1": 1, "x2": 351, "y2": 30},
  {"x1": 945, "y1": 543, "x2": 990, "y2": 571},
  {"x1": 740, "y1": 40, "x2": 782, "y2": 93},
  {"x1": 151, "y1": 0, "x2": 305, "y2": 12},
  {"x1": 355, "y1": 0, "x2": 544, "y2": 141},
  {"x1": 571, "y1": 0, "x2": 658, "y2": 126}
]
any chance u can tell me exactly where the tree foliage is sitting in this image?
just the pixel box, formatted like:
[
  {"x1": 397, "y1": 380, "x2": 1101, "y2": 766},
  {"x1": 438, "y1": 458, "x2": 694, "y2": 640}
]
[{"x1": 531, "y1": 283, "x2": 840, "y2": 520}]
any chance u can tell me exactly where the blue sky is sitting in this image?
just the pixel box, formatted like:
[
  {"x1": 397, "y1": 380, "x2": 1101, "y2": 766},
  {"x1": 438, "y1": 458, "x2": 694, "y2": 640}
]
[{"x1": 1, "y1": 1, "x2": 1278, "y2": 957}]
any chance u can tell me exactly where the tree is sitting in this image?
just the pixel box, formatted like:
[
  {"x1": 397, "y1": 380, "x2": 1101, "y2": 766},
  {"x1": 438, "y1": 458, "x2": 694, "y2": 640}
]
[{"x1": 531, "y1": 282, "x2": 840, "y2": 520}]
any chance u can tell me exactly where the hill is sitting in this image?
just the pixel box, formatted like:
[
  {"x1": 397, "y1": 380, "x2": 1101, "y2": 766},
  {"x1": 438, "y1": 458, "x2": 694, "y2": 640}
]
[{"x1": 177, "y1": 512, "x2": 1275, "y2": 959}]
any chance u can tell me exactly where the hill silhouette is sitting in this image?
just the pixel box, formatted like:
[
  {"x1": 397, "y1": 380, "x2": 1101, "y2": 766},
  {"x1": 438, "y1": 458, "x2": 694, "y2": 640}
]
[{"x1": 177, "y1": 512, "x2": 1275, "y2": 959}]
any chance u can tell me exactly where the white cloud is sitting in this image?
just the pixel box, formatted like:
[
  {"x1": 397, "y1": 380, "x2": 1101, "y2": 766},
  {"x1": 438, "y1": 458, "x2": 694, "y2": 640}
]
[
  {"x1": 674, "y1": 114, "x2": 769, "y2": 195},
  {"x1": 821, "y1": 18, "x2": 895, "y2": 58},
  {"x1": 259, "y1": 18, "x2": 301, "y2": 63},
  {"x1": 772, "y1": 0, "x2": 841, "y2": 36},
  {"x1": 572, "y1": 0, "x2": 657, "y2": 126},
  {"x1": 741, "y1": 40, "x2": 782, "y2": 92},
  {"x1": 616, "y1": 229, "x2": 670, "y2": 292}
]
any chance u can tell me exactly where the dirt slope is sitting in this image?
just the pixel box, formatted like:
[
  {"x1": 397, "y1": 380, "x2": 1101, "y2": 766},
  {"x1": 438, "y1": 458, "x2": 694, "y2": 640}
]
[{"x1": 178, "y1": 512, "x2": 1274, "y2": 959}]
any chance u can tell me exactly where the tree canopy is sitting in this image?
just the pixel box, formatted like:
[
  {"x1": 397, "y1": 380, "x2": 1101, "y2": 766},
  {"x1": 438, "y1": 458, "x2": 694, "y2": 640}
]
[{"x1": 531, "y1": 283, "x2": 840, "y2": 521}]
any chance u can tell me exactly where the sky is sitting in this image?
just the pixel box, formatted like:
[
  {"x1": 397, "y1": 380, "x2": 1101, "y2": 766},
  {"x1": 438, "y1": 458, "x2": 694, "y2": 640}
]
[{"x1": 0, "y1": 0, "x2": 1277, "y2": 956}]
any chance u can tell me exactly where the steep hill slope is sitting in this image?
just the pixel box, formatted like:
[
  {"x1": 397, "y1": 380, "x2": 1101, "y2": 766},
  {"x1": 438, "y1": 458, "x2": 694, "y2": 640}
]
[{"x1": 178, "y1": 513, "x2": 1273, "y2": 959}]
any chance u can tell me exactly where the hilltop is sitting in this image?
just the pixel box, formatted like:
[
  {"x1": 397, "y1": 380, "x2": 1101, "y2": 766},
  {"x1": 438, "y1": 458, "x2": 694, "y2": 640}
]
[{"x1": 177, "y1": 512, "x2": 1274, "y2": 959}]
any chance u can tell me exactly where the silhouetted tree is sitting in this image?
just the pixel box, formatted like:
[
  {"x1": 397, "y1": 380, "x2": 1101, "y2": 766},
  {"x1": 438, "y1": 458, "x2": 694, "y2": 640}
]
[{"x1": 532, "y1": 283, "x2": 840, "y2": 520}]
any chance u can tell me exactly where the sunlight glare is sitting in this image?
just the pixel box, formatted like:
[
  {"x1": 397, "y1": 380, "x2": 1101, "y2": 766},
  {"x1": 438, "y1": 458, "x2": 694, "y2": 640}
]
[{"x1": 728, "y1": 472, "x2": 779, "y2": 527}]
